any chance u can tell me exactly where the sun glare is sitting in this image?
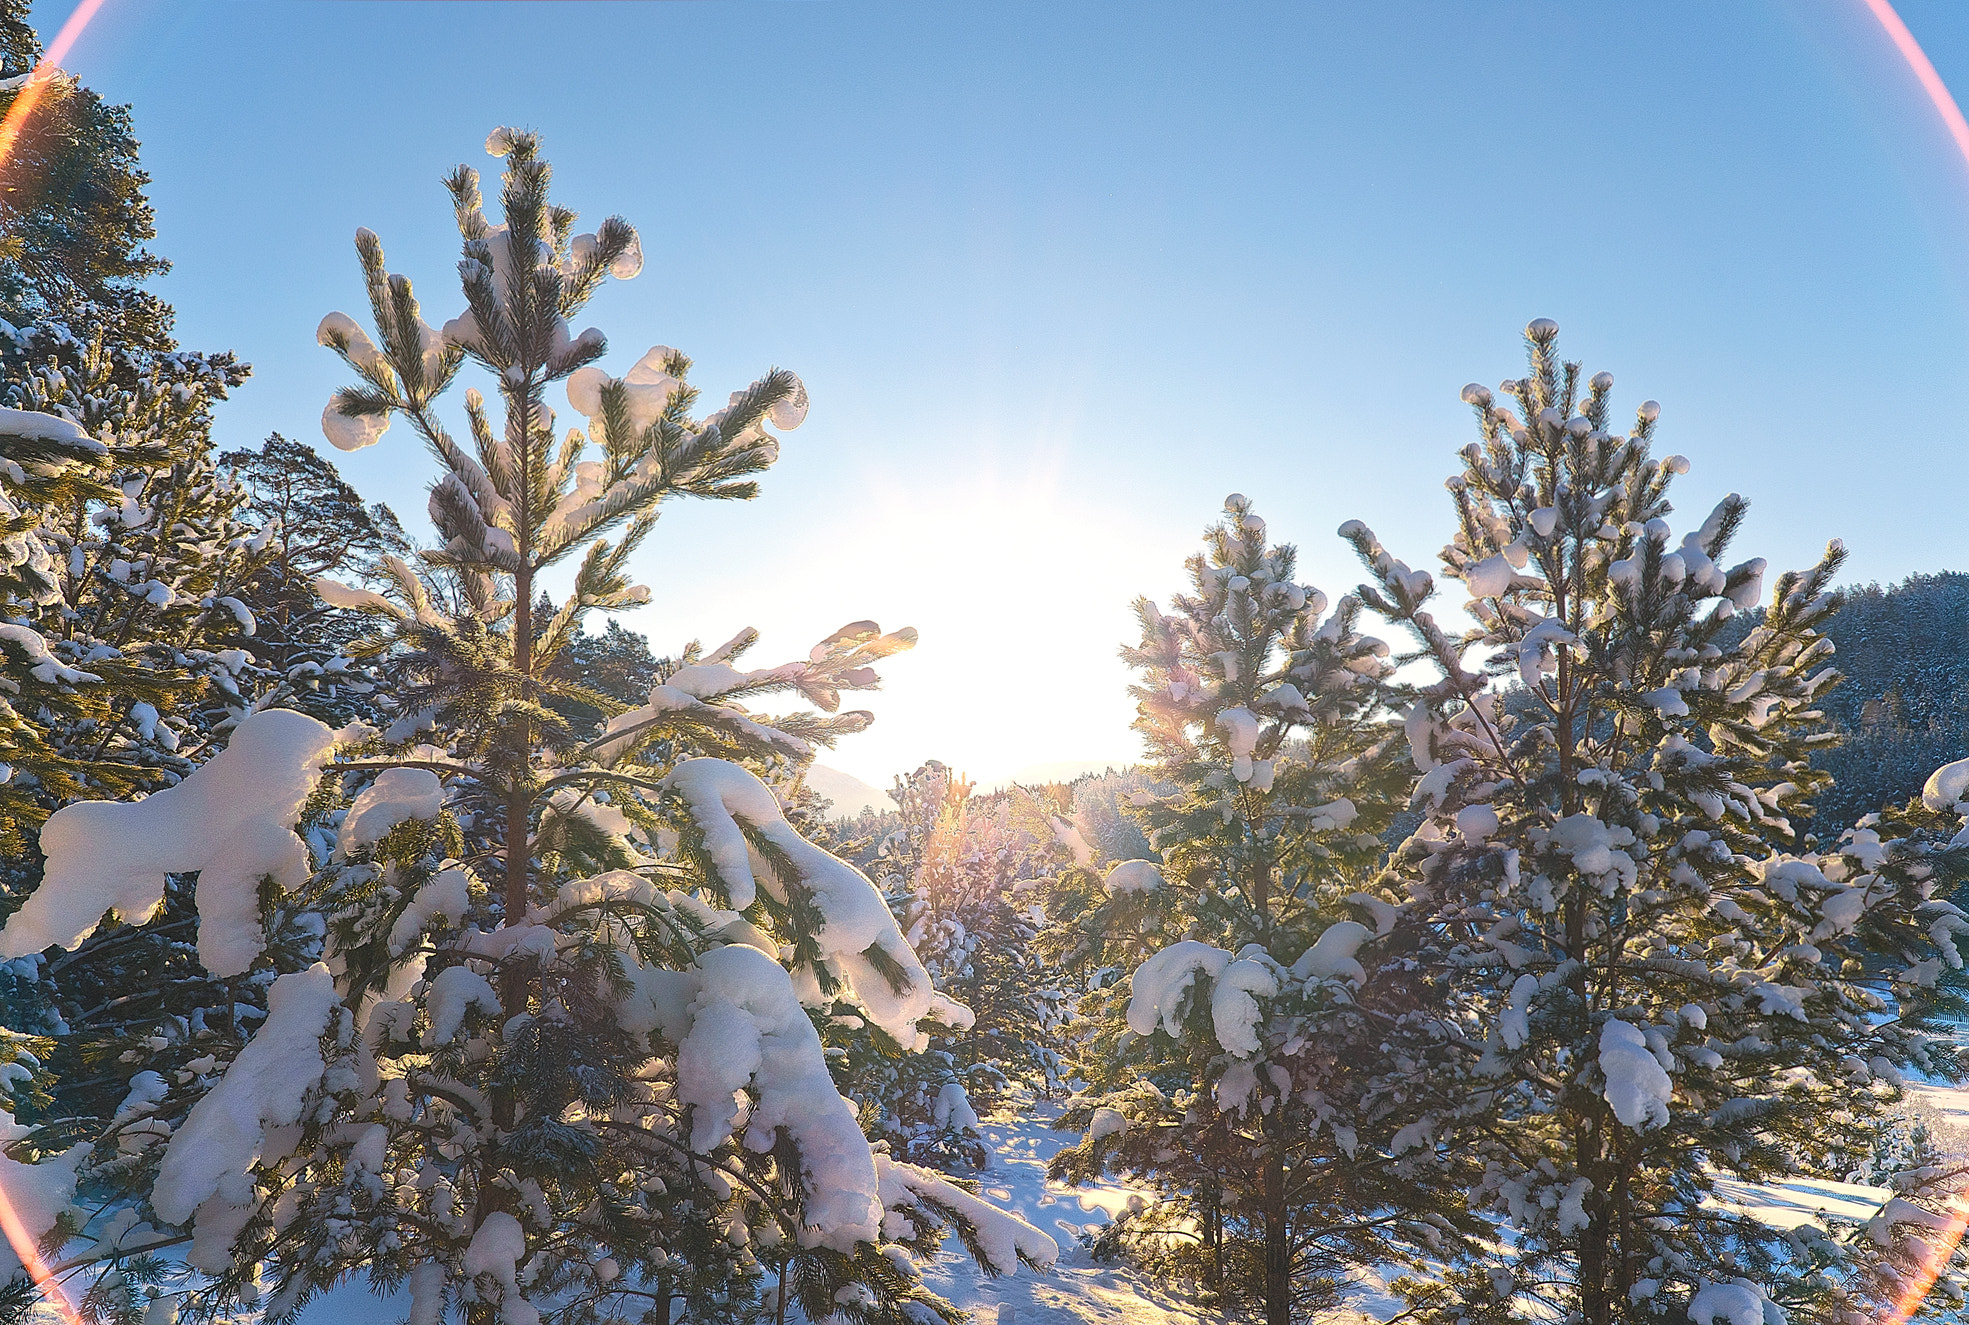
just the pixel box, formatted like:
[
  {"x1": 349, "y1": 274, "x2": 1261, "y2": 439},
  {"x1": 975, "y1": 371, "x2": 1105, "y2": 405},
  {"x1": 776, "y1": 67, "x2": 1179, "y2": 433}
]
[{"x1": 795, "y1": 471, "x2": 1166, "y2": 788}]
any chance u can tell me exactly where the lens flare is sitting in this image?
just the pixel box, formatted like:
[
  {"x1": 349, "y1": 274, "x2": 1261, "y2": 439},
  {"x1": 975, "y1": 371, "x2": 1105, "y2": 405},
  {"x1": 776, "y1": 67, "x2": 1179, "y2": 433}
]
[
  {"x1": 1850, "y1": 1, "x2": 1969, "y2": 1310},
  {"x1": 0, "y1": 0, "x2": 112, "y2": 180},
  {"x1": 0, "y1": 1166, "x2": 83, "y2": 1325},
  {"x1": 1858, "y1": 0, "x2": 1969, "y2": 176},
  {"x1": 1883, "y1": 1190, "x2": 1969, "y2": 1325}
]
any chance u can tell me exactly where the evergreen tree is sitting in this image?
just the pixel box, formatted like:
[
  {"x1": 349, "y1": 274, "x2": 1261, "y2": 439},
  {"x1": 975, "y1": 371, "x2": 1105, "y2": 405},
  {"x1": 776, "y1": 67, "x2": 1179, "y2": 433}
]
[
  {"x1": 1805, "y1": 572, "x2": 1969, "y2": 833},
  {"x1": 219, "y1": 432, "x2": 410, "y2": 722},
  {"x1": 0, "y1": 319, "x2": 256, "y2": 843},
  {"x1": 1340, "y1": 319, "x2": 1969, "y2": 1325},
  {"x1": 1049, "y1": 495, "x2": 1478, "y2": 1325},
  {"x1": 0, "y1": 0, "x2": 174, "y2": 351},
  {"x1": 0, "y1": 129, "x2": 1054, "y2": 1325}
]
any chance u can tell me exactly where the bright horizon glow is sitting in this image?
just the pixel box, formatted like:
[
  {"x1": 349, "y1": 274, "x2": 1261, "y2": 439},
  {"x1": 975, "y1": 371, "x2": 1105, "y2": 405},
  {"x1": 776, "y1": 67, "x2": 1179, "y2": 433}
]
[{"x1": 694, "y1": 460, "x2": 1177, "y2": 788}]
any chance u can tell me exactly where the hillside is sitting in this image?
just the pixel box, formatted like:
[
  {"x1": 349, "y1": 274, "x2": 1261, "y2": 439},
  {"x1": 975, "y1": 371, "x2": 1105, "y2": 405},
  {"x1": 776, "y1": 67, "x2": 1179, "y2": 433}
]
[{"x1": 1809, "y1": 571, "x2": 1969, "y2": 832}]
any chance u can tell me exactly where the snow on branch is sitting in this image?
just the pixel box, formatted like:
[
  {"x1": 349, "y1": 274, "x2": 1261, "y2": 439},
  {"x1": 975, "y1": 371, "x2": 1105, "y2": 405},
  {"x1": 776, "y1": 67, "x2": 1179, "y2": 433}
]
[
  {"x1": 0, "y1": 708, "x2": 338, "y2": 976},
  {"x1": 677, "y1": 943, "x2": 883, "y2": 1250},
  {"x1": 151, "y1": 964, "x2": 339, "y2": 1236},
  {"x1": 664, "y1": 758, "x2": 968, "y2": 1046},
  {"x1": 0, "y1": 1110, "x2": 86, "y2": 1279},
  {"x1": 877, "y1": 1156, "x2": 1059, "y2": 1274}
]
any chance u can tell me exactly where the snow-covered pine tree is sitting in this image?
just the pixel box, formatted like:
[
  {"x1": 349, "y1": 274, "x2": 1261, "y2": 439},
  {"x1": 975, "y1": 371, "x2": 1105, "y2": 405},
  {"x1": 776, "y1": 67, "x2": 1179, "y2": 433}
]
[
  {"x1": 828, "y1": 765, "x2": 1069, "y2": 1170},
  {"x1": 1339, "y1": 318, "x2": 1969, "y2": 1325},
  {"x1": 1049, "y1": 495, "x2": 1478, "y2": 1325},
  {"x1": 0, "y1": 322, "x2": 256, "y2": 845},
  {"x1": 219, "y1": 432, "x2": 410, "y2": 726},
  {"x1": 0, "y1": 128, "x2": 1054, "y2": 1325},
  {"x1": 0, "y1": 0, "x2": 174, "y2": 352},
  {"x1": 905, "y1": 785, "x2": 1070, "y2": 1109},
  {"x1": 0, "y1": 321, "x2": 323, "y2": 1127}
]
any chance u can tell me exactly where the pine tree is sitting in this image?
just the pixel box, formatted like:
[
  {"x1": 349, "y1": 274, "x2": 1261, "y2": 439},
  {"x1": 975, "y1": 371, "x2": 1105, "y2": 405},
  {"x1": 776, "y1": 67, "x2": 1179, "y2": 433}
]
[
  {"x1": 0, "y1": 129, "x2": 1055, "y2": 1325},
  {"x1": 219, "y1": 432, "x2": 410, "y2": 724},
  {"x1": 0, "y1": 319, "x2": 256, "y2": 844},
  {"x1": 0, "y1": 326, "x2": 334, "y2": 1223},
  {"x1": 1049, "y1": 495, "x2": 1479, "y2": 1325},
  {"x1": 1339, "y1": 319, "x2": 1969, "y2": 1325},
  {"x1": 0, "y1": 0, "x2": 174, "y2": 352}
]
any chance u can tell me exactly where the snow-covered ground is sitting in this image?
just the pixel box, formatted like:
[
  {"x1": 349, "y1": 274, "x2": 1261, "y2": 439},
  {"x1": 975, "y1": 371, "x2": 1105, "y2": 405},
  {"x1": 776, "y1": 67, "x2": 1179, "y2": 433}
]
[
  {"x1": 23, "y1": 1085, "x2": 1967, "y2": 1325},
  {"x1": 916, "y1": 1103, "x2": 1196, "y2": 1325}
]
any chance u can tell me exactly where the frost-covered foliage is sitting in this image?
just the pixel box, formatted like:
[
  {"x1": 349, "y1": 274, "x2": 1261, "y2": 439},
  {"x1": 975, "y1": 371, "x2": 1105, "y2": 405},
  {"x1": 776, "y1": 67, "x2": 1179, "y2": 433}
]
[
  {"x1": 0, "y1": 322, "x2": 263, "y2": 847},
  {"x1": 1340, "y1": 320, "x2": 1969, "y2": 1325},
  {"x1": 1050, "y1": 495, "x2": 1476, "y2": 1325},
  {"x1": 824, "y1": 765, "x2": 1072, "y2": 1170},
  {"x1": 0, "y1": 130, "x2": 1052, "y2": 1325},
  {"x1": 1064, "y1": 768, "x2": 1166, "y2": 866},
  {"x1": 0, "y1": 320, "x2": 402, "y2": 1167}
]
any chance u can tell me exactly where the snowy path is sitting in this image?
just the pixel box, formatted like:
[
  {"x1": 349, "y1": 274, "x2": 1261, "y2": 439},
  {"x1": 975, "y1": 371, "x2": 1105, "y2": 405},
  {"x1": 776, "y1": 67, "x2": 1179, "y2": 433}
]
[{"x1": 917, "y1": 1103, "x2": 1200, "y2": 1325}]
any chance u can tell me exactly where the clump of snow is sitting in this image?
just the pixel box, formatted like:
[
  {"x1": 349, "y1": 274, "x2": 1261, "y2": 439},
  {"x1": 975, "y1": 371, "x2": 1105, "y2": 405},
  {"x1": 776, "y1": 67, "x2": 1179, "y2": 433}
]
[
  {"x1": 0, "y1": 622, "x2": 102, "y2": 684},
  {"x1": 1291, "y1": 920, "x2": 1371, "y2": 985},
  {"x1": 387, "y1": 867, "x2": 474, "y2": 955},
  {"x1": 426, "y1": 965, "x2": 499, "y2": 1045},
  {"x1": 664, "y1": 758, "x2": 957, "y2": 1045},
  {"x1": 152, "y1": 964, "x2": 338, "y2": 1228},
  {"x1": 1687, "y1": 1279, "x2": 1780, "y2": 1325},
  {"x1": 463, "y1": 1210, "x2": 537, "y2": 1325},
  {"x1": 1548, "y1": 814, "x2": 1637, "y2": 892},
  {"x1": 341, "y1": 767, "x2": 443, "y2": 852},
  {"x1": 767, "y1": 374, "x2": 810, "y2": 430},
  {"x1": 0, "y1": 407, "x2": 105, "y2": 458},
  {"x1": 1126, "y1": 941, "x2": 1229, "y2": 1039},
  {"x1": 1216, "y1": 958, "x2": 1282, "y2": 1058},
  {"x1": 1103, "y1": 860, "x2": 1164, "y2": 896},
  {"x1": 1500, "y1": 973, "x2": 1537, "y2": 1050},
  {"x1": 1599, "y1": 1018, "x2": 1672, "y2": 1131},
  {"x1": 1086, "y1": 1107, "x2": 1129, "y2": 1141},
  {"x1": 1922, "y1": 757, "x2": 1969, "y2": 813},
  {"x1": 0, "y1": 709, "x2": 338, "y2": 976},
  {"x1": 314, "y1": 577, "x2": 405, "y2": 618},
  {"x1": 0, "y1": 1109, "x2": 86, "y2": 1278},
  {"x1": 566, "y1": 346, "x2": 682, "y2": 445},
  {"x1": 1462, "y1": 552, "x2": 1515, "y2": 599},
  {"x1": 677, "y1": 943, "x2": 882, "y2": 1249},
  {"x1": 1456, "y1": 804, "x2": 1499, "y2": 843},
  {"x1": 321, "y1": 397, "x2": 390, "y2": 452},
  {"x1": 1215, "y1": 706, "x2": 1260, "y2": 781}
]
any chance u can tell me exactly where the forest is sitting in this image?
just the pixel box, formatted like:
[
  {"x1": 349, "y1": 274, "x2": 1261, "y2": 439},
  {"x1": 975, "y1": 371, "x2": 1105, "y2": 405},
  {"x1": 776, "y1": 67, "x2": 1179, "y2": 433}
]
[{"x1": 4, "y1": 7, "x2": 1969, "y2": 1325}]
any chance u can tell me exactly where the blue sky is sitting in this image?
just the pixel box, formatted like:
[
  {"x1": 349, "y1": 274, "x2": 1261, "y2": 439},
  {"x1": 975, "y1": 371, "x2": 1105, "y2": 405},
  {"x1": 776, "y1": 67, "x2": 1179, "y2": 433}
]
[{"x1": 26, "y1": 0, "x2": 1969, "y2": 786}]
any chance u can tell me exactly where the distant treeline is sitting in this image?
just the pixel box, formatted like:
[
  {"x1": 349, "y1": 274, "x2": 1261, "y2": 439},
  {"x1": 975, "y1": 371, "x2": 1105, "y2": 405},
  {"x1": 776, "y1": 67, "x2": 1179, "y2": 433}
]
[{"x1": 1810, "y1": 571, "x2": 1969, "y2": 834}]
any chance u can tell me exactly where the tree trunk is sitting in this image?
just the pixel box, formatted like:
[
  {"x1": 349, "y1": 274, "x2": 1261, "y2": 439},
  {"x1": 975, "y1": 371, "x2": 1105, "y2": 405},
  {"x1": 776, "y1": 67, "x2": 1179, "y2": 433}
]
[
  {"x1": 1263, "y1": 1129, "x2": 1289, "y2": 1325},
  {"x1": 1204, "y1": 1183, "x2": 1223, "y2": 1300},
  {"x1": 1577, "y1": 1115, "x2": 1608, "y2": 1325},
  {"x1": 503, "y1": 569, "x2": 533, "y2": 929}
]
